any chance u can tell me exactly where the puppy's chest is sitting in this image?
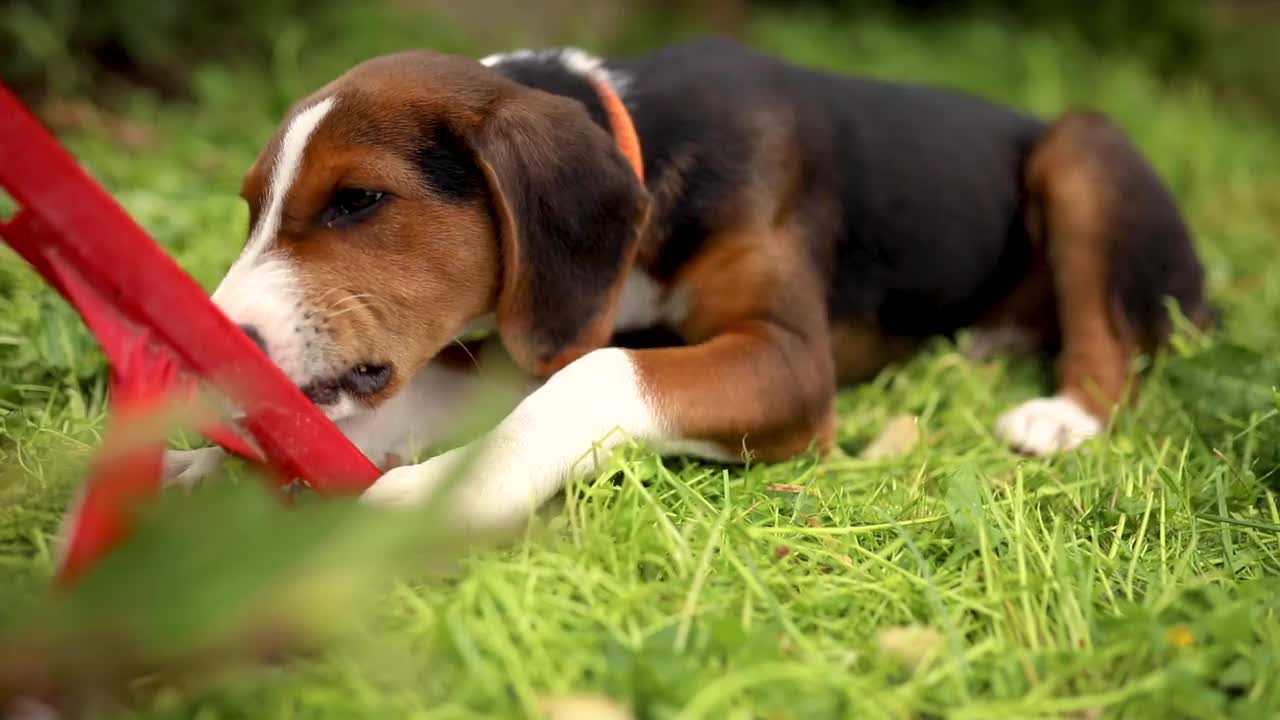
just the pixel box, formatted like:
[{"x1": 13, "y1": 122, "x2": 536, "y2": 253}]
[{"x1": 612, "y1": 272, "x2": 690, "y2": 333}]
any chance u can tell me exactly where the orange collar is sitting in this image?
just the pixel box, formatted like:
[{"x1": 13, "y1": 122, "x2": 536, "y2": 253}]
[{"x1": 588, "y1": 70, "x2": 644, "y2": 182}]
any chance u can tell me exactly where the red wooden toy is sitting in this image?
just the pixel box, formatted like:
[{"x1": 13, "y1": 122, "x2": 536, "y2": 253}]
[{"x1": 0, "y1": 82, "x2": 382, "y2": 586}]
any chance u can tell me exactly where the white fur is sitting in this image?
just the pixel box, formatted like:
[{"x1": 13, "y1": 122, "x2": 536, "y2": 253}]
[
  {"x1": 165, "y1": 347, "x2": 733, "y2": 517},
  {"x1": 210, "y1": 257, "x2": 313, "y2": 381},
  {"x1": 168, "y1": 293, "x2": 730, "y2": 505},
  {"x1": 613, "y1": 273, "x2": 663, "y2": 331},
  {"x1": 336, "y1": 360, "x2": 537, "y2": 467},
  {"x1": 481, "y1": 48, "x2": 600, "y2": 74},
  {"x1": 661, "y1": 283, "x2": 693, "y2": 327},
  {"x1": 210, "y1": 96, "x2": 336, "y2": 389},
  {"x1": 160, "y1": 360, "x2": 536, "y2": 486},
  {"x1": 163, "y1": 446, "x2": 231, "y2": 488},
  {"x1": 996, "y1": 395, "x2": 1102, "y2": 455},
  {"x1": 480, "y1": 47, "x2": 632, "y2": 98},
  {"x1": 362, "y1": 348, "x2": 732, "y2": 527},
  {"x1": 555, "y1": 47, "x2": 603, "y2": 76},
  {"x1": 226, "y1": 96, "x2": 335, "y2": 268},
  {"x1": 613, "y1": 273, "x2": 693, "y2": 332}
]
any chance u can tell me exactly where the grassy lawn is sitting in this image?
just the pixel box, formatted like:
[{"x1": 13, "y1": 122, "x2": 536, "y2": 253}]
[{"x1": 3, "y1": 6, "x2": 1280, "y2": 719}]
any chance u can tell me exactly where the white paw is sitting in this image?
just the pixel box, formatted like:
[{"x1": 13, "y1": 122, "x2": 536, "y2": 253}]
[
  {"x1": 360, "y1": 441, "x2": 549, "y2": 531},
  {"x1": 162, "y1": 447, "x2": 229, "y2": 488},
  {"x1": 360, "y1": 447, "x2": 469, "y2": 508},
  {"x1": 995, "y1": 395, "x2": 1102, "y2": 456},
  {"x1": 361, "y1": 461, "x2": 445, "y2": 507}
]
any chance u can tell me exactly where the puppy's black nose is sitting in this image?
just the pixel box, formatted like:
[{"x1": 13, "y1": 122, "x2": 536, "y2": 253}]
[{"x1": 238, "y1": 324, "x2": 267, "y2": 353}]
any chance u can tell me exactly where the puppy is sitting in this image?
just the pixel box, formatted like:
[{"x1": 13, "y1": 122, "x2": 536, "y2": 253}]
[{"x1": 171, "y1": 39, "x2": 1209, "y2": 527}]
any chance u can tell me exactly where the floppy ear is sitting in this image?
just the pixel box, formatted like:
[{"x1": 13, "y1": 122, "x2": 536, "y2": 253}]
[{"x1": 472, "y1": 89, "x2": 648, "y2": 377}]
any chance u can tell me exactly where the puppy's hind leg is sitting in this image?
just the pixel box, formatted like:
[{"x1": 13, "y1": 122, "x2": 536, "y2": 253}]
[{"x1": 996, "y1": 111, "x2": 1208, "y2": 455}]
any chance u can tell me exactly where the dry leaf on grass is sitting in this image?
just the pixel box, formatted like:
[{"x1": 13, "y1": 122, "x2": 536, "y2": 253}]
[
  {"x1": 876, "y1": 625, "x2": 942, "y2": 669},
  {"x1": 859, "y1": 415, "x2": 921, "y2": 460},
  {"x1": 539, "y1": 694, "x2": 633, "y2": 720}
]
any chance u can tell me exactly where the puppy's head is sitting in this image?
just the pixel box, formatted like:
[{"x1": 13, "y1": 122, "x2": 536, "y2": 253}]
[{"x1": 212, "y1": 51, "x2": 647, "y2": 420}]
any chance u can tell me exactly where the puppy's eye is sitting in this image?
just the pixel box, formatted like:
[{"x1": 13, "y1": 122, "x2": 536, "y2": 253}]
[{"x1": 320, "y1": 188, "x2": 386, "y2": 227}]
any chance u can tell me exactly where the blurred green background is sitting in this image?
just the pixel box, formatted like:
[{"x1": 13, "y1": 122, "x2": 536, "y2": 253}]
[{"x1": 3, "y1": 0, "x2": 1279, "y2": 117}]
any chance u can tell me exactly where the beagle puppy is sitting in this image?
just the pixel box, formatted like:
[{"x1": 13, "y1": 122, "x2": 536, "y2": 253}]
[{"x1": 172, "y1": 39, "x2": 1210, "y2": 527}]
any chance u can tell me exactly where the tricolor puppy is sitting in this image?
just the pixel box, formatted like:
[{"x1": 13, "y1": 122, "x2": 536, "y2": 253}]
[{"x1": 172, "y1": 39, "x2": 1211, "y2": 527}]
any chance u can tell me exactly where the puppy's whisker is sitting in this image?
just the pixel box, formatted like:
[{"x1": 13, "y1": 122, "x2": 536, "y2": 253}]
[
  {"x1": 328, "y1": 302, "x2": 373, "y2": 320},
  {"x1": 453, "y1": 339, "x2": 481, "y2": 370},
  {"x1": 325, "y1": 292, "x2": 372, "y2": 308},
  {"x1": 314, "y1": 286, "x2": 344, "y2": 304},
  {"x1": 324, "y1": 293, "x2": 375, "y2": 314}
]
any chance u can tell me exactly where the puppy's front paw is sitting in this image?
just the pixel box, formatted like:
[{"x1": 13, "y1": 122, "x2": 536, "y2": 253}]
[
  {"x1": 361, "y1": 451, "x2": 459, "y2": 508},
  {"x1": 996, "y1": 395, "x2": 1101, "y2": 456},
  {"x1": 360, "y1": 442, "x2": 550, "y2": 532},
  {"x1": 361, "y1": 465, "x2": 436, "y2": 507}
]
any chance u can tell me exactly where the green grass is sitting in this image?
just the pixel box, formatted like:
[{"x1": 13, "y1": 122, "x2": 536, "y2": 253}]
[{"x1": 3, "y1": 6, "x2": 1280, "y2": 719}]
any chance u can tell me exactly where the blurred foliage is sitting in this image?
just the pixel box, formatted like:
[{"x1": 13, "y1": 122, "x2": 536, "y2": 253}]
[
  {"x1": 4, "y1": 0, "x2": 1277, "y2": 119},
  {"x1": 759, "y1": 0, "x2": 1280, "y2": 120},
  {"x1": 1198, "y1": 10, "x2": 1280, "y2": 120},
  {"x1": 0, "y1": 357, "x2": 527, "y2": 714},
  {"x1": 0, "y1": 0, "x2": 341, "y2": 99},
  {"x1": 0, "y1": 479, "x2": 451, "y2": 712},
  {"x1": 858, "y1": 0, "x2": 1280, "y2": 119},
  {"x1": 1163, "y1": 340, "x2": 1280, "y2": 483},
  {"x1": 857, "y1": 0, "x2": 1210, "y2": 75}
]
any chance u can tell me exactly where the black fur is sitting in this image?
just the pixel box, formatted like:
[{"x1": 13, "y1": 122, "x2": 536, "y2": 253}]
[
  {"x1": 490, "y1": 52, "x2": 614, "y2": 137},
  {"x1": 510, "y1": 138, "x2": 641, "y2": 359},
  {"x1": 488, "y1": 38, "x2": 1206, "y2": 348},
  {"x1": 1084, "y1": 119, "x2": 1209, "y2": 345},
  {"x1": 474, "y1": 90, "x2": 646, "y2": 367},
  {"x1": 416, "y1": 121, "x2": 485, "y2": 202}
]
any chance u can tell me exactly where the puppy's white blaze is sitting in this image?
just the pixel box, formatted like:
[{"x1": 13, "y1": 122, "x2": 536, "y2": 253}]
[
  {"x1": 213, "y1": 95, "x2": 336, "y2": 306},
  {"x1": 242, "y1": 95, "x2": 336, "y2": 265},
  {"x1": 363, "y1": 348, "x2": 730, "y2": 526},
  {"x1": 210, "y1": 96, "x2": 336, "y2": 381}
]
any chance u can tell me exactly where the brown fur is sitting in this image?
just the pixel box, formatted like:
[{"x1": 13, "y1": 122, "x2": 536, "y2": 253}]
[
  {"x1": 641, "y1": 221, "x2": 837, "y2": 460},
  {"x1": 238, "y1": 51, "x2": 645, "y2": 407},
  {"x1": 238, "y1": 48, "x2": 1203, "y2": 464},
  {"x1": 237, "y1": 56, "x2": 503, "y2": 406},
  {"x1": 830, "y1": 322, "x2": 923, "y2": 385},
  {"x1": 466, "y1": 75, "x2": 647, "y2": 376},
  {"x1": 1025, "y1": 112, "x2": 1141, "y2": 418}
]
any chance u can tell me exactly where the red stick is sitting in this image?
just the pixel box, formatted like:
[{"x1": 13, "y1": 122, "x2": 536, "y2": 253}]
[{"x1": 0, "y1": 83, "x2": 382, "y2": 585}]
